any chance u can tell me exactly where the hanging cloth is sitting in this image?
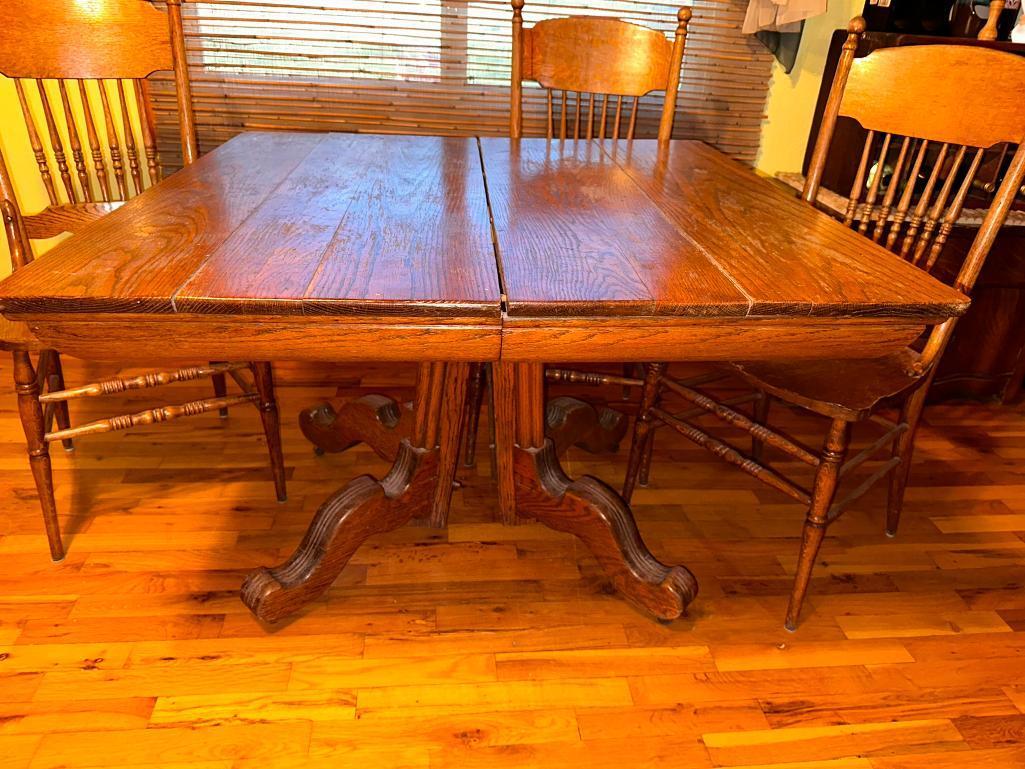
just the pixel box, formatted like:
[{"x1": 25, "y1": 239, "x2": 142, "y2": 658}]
[{"x1": 743, "y1": 0, "x2": 828, "y2": 73}]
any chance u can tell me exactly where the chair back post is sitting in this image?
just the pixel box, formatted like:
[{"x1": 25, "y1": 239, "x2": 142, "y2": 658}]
[
  {"x1": 803, "y1": 17, "x2": 866, "y2": 204},
  {"x1": 0, "y1": 145, "x2": 32, "y2": 271},
  {"x1": 166, "y1": 0, "x2": 199, "y2": 165},
  {"x1": 657, "y1": 7, "x2": 691, "y2": 143},
  {"x1": 510, "y1": 0, "x2": 525, "y2": 139}
]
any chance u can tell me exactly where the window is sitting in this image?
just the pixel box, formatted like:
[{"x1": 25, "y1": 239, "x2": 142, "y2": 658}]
[{"x1": 151, "y1": 0, "x2": 772, "y2": 168}]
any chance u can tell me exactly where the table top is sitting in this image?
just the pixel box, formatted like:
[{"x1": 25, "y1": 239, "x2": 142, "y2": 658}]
[
  {"x1": 0, "y1": 133, "x2": 502, "y2": 319},
  {"x1": 0, "y1": 132, "x2": 967, "y2": 326},
  {"x1": 482, "y1": 139, "x2": 966, "y2": 319}
]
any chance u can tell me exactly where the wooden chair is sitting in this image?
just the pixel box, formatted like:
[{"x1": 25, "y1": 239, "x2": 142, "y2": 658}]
[
  {"x1": 462, "y1": 0, "x2": 692, "y2": 469},
  {"x1": 510, "y1": 0, "x2": 691, "y2": 141},
  {"x1": 0, "y1": 0, "x2": 286, "y2": 562},
  {"x1": 623, "y1": 18, "x2": 1025, "y2": 630}
]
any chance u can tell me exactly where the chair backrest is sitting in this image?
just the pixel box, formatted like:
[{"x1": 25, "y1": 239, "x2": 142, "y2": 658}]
[
  {"x1": 804, "y1": 17, "x2": 1025, "y2": 372},
  {"x1": 509, "y1": 0, "x2": 690, "y2": 141},
  {"x1": 0, "y1": 0, "x2": 198, "y2": 271}
]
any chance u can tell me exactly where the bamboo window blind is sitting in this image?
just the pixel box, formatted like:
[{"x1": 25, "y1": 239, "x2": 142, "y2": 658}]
[{"x1": 150, "y1": 0, "x2": 774, "y2": 169}]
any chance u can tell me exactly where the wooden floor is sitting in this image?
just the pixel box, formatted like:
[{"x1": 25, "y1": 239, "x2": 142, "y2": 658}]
[{"x1": 2, "y1": 357, "x2": 1025, "y2": 768}]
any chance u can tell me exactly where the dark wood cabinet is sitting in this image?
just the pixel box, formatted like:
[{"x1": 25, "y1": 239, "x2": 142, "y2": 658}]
[{"x1": 803, "y1": 30, "x2": 1025, "y2": 402}]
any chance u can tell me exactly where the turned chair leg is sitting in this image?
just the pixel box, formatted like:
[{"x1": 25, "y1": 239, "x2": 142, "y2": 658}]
[
  {"x1": 623, "y1": 362, "x2": 665, "y2": 503},
  {"x1": 462, "y1": 363, "x2": 486, "y2": 468},
  {"x1": 751, "y1": 392, "x2": 770, "y2": 462},
  {"x1": 13, "y1": 351, "x2": 64, "y2": 562},
  {"x1": 786, "y1": 417, "x2": 850, "y2": 632},
  {"x1": 621, "y1": 363, "x2": 637, "y2": 400},
  {"x1": 48, "y1": 352, "x2": 74, "y2": 452},
  {"x1": 486, "y1": 363, "x2": 498, "y2": 481},
  {"x1": 251, "y1": 362, "x2": 287, "y2": 503},
  {"x1": 211, "y1": 362, "x2": 229, "y2": 418},
  {"x1": 886, "y1": 379, "x2": 930, "y2": 538}
]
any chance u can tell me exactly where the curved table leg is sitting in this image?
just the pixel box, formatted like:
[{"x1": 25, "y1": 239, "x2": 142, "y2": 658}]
[
  {"x1": 299, "y1": 394, "x2": 412, "y2": 461},
  {"x1": 244, "y1": 362, "x2": 463, "y2": 623},
  {"x1": 546, "y1": 396, "x2": 628, "y2": 456},
  {"x1": 495, "y1": 362, "x2": 697, "y2": 621}
]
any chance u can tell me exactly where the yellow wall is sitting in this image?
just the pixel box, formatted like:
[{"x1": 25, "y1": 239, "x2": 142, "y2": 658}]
[
  {"x1": 0, "y1": 75, "x2": 147, "y2": 278},
  {"x1": 0, "y1": 75, "x2": 53, "y2": 279},
  {"x1": 756, "y1": 0, "x2": 862, "y2": 175},
  {"x1": 0, "y1": 6, "x2": 860, "y2": 274}
]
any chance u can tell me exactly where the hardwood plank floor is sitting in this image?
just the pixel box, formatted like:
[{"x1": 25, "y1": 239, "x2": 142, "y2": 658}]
[{"x1": 1, "y1": 357, "x2": 1024, "y2": 768}]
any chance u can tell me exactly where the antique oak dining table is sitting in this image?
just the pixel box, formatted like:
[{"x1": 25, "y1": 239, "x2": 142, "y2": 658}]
[{"x1": 0, "y1": 132, "x2": 968, "y2": 626}]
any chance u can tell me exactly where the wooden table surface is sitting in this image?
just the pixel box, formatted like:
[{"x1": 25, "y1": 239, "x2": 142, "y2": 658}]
[
  {"x1": 0, "y1": 132, "x2": 970, "y2": 626},
  {"x1": 0, "y1": 133, "x2": 965, "y2": 361},
  {"x1": 483, "y1": 138, "x2": 963, "y2": 318}
]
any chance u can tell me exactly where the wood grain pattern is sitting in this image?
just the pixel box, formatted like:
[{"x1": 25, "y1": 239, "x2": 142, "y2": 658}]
[
  {"x1": 599, "y1": 140, "x2": 970, "y2": 318},
  {"x1": 1, "y1": 135, "x2": 964, "y2": 330},
  {"x1": 841, "y1": 45, "x2": 1025, "y2": 149},
  {"x1": 480, "y1": 138, "x2": 749, "y2": 318},
  {"x1": 0, "y1": 134, "x2": 324, "y2": 314},
  {"x1": 526, "y1": 17, "x2": 673, "y2": 96},
  {"x1": 499, "y1": 316, "x2": 930, "y2": 362},
  {"x1": 14, "y1": 314, "x2": 502, "y2": 364},
  {"x1": 1, "y1": 134, "x2": 500, "y2": 320},
  {"x1": 0, "y1": 0, "x2": 173, "y2": 80}
]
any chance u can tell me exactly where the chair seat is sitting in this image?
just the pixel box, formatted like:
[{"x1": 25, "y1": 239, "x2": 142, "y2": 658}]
[{"x1": 730, "y1": 348, "x2": 924, "y2": 421}]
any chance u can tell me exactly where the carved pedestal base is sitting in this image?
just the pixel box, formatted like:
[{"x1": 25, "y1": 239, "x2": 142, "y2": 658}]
[
  {"x1": 496, "y1": 362, "x2": 698, "y2": 622},
  {"x1": 247, "y1": 360, "x2": 697, "y2": 625},
  {"x1": 301, "y1": 390, "x2": 627, "y2": 465},
  {"x1": 512, "y1": 440, "x2": 696, "y2": 620},
  {"x1": 244, "y1": 362, "x2": 468, "y2": 624},
  {"x1": 242, "y1": 441, "x2": 437, "y2": 623}
]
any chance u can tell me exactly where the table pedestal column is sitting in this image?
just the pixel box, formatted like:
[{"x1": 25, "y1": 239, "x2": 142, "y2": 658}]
[
  {"x1": 242, "y1": 362, "x2": 468, "y2": 624},
  {"x1": 493, "y1": 362, "x2": 698, "y2": 621}
]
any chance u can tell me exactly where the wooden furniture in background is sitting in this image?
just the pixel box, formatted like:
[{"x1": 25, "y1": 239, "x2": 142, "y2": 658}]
[
  {"x1": 978, "y1": 1, "x2": 1007, "y2": 40},
  {"x1": 803, "y1": 28, "x2": 1025, "y2": 401},
  {"x1": 509, "y1": 0, "x2": 690, "y2": 141},
  {"x1": 0, "y1": 0, "x2": 285, "y2": 561},
  {"x1": 0, "y1": 132, "x2": 967, "y2": 625},
  {"x1": 625, "y1": 20, "x2": 1025, "y2": 630}
]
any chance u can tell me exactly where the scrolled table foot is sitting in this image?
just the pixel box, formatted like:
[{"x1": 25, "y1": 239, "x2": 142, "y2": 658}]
[
  {"x1": 513, "y1": 440, "x2": 697, "y2": 620},
  {"x1": 241, "y1": 441, "x2": 437, "y2": 623},
  {"x1": 298, "y1": 394, "x2": 412, "y2": 460}
]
